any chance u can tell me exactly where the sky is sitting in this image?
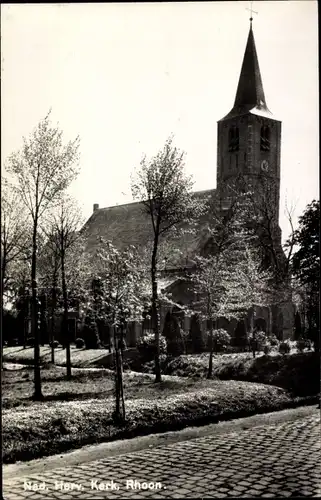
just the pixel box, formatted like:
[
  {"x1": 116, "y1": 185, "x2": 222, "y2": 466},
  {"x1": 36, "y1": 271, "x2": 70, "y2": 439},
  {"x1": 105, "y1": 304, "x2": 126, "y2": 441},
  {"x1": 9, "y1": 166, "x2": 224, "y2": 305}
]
[{"x1": 1, "y1": 1, "x2": 319, "y2": 243}]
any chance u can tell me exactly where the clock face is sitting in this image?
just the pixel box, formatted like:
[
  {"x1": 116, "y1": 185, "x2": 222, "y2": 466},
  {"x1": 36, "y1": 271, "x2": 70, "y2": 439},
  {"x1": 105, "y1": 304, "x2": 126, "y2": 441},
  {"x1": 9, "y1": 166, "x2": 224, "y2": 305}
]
[{"x1": 261, "y1": 160, "x2": 269, "y2": 172}]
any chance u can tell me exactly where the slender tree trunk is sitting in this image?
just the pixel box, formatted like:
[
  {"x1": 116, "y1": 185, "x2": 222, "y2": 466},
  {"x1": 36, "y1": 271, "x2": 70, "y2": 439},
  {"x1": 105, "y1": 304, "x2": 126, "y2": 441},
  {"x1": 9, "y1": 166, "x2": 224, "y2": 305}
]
[
  {"x1": 207, "y1": 319, "x2": 215, "y2": 379},
  {"x1": 119, "y1": 323, "x2": 126, "y2": 421},
  {"x1": 108, "y1": 327, "x2": 112, "y2": 353},
  {"x1": 207, "y1": 337, "x2": 213, "y2": 379},
  {"x1": 250, "y1": 308, "x2": 256, "y2": 358},
  {"x1": 115, "y1": 349, "x2": 120, "y2": 417},
  {"x1": 1, "y1": 249, "x2": 7, "y2": 316},
  {"x1": 23, "y1": 289, "x2": 29, "y2": 350},
  {"x1": 31, "y1": 219, "x2": 43, "y2": 400},
  {"x1": 113, "y1": 328, "x2": 121, "y2": 422},
  {"x1": 23, "y1": 317, "x2": 27, "y2": 349},
  {"x1": 50, "y1": 261, "x2": 58, "y2": 364},
  {"x1": 151, "y1": 229, "x2": 161, "y2": 383},
  {"x1": 61, "y1": 248, "x2": 71, "y2": 379},
  {"x1": 1, "y1": 253, "x2": 5, "y2": 369},
  {"x1": 50, "y1": 284, "x2": 56, "y2": 364}
]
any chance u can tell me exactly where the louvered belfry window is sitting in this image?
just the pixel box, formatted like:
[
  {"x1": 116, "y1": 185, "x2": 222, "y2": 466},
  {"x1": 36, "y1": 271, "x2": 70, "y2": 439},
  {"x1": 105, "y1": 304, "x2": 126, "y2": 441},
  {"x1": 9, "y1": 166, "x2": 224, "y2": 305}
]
[
  {"x1": 228, "y1": 126, "x2": 239, "y2": 152},
  {"x1": 260, "y1": 125, "x2": 271, "y2": 151}
]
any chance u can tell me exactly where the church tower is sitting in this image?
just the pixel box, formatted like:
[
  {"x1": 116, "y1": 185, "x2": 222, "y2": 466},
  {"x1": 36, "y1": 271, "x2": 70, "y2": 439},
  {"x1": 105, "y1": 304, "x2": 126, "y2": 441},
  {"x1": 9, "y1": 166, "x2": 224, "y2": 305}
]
[{"x1": 216, "y1": 20, "x2": 282, "y2": 225}]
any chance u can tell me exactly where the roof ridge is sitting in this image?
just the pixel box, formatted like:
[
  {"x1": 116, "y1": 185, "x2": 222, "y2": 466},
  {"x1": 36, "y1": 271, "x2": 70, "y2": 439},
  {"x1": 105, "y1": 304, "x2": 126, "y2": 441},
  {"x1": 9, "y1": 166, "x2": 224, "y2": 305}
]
[{"x1": 94, "y1": 188, "x2": 217, "y2": 212}]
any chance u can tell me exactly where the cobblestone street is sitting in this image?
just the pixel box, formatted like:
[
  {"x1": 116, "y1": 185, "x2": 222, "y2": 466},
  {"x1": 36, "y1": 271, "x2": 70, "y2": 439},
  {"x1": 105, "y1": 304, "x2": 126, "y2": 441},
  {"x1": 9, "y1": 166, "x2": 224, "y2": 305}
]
[{"x1": 3, "y1": 410, "x2": 321, "y2": 499}]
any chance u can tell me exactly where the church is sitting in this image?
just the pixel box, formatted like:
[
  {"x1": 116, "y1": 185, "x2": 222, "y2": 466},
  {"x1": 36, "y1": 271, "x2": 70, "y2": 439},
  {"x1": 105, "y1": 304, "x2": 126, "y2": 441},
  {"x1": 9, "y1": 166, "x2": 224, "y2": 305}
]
[{"x1": 83, "y1": 20, "x2": 294, "y2": 344}]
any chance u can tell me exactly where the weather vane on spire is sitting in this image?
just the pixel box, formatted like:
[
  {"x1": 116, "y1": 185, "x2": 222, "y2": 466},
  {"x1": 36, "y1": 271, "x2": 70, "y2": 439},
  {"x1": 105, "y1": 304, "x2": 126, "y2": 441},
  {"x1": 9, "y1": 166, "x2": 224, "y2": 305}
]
[{"x1": 246, "y1": 1, "x2": 258, "y2": 23}]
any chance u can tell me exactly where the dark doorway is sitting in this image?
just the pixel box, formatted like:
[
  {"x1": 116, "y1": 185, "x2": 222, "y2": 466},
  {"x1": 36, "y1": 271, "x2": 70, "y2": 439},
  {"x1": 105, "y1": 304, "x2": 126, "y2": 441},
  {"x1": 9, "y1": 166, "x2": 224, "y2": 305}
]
[
  {"x1": 68, "y1": 318, "x2": 76, "y2": 342},
  {"x1": 255, "y1": 317, "x2": 267, "y2": 333}
]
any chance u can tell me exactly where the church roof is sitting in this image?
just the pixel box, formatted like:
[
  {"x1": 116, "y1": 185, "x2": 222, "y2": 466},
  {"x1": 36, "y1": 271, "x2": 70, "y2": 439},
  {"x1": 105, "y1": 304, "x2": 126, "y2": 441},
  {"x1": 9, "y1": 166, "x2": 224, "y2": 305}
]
[
  {"x1": 220, "y1": 23, "x2": 273, "y2": 121},
  {"x1": 82, "y1": 189, "x2": 218, "y2": 268}
]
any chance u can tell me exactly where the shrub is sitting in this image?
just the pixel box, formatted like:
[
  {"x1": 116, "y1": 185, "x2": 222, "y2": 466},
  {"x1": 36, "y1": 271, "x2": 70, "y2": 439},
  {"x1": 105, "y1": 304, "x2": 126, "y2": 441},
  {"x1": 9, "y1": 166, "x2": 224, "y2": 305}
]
[
  {"x1": 26, "y1": 337, "x2": 35, "y2": 347},
  {"x1": 307, "y1": 327, "x2": 319, "y2": 352},
  {"x1": 296, "y1": 337, "x2": 305, "y2": 353},
  {"x1": 269, "y1": 334, "x2": 279, "y2": 347},
  {"x1": 136, "y1": 333, "x2": 166, "y2": 361},
  {"x1": 279, "y1": 341, "x2": 291, "y2": 355},
  {"x1": 189, "y1": 314, "x2": 204, "y2": 353},
  {"x1": 75, "y1": 338, "x2": 85, "y2": 349},
  {"x1": 295, "y1": 337, "x2": 312, "y2": 353},
  {"x1": 248, "y1": 330, "x2": 268, "y2": 351},
  {"x1": 49, "y1": 340, "x2": 59, "y2": 348},
  {"x1": 304, "y1": 338, "x2": 312, "y2": 351},
  {"x1": 208, "y1": 329, "x2": 231, "y2": 353}
]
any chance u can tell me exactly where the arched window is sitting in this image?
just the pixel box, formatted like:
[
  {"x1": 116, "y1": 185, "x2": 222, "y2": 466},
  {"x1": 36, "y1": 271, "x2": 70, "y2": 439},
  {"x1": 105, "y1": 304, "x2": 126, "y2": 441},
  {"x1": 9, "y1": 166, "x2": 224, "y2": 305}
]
[
  {"x1": 228, "y1": 127, "x2": 239, "y2": 152},
  {"x1": 260, "y1": 126, "x2": 271, "y2": 151}
]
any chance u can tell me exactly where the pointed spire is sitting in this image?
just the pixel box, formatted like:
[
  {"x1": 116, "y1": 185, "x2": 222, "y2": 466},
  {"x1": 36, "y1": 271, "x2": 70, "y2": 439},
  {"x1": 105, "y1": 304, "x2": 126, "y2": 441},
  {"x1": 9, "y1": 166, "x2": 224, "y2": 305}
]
[
  {"x1": 220, "y1": 22, "x2": 272, "y2": 121},
  {"x1": 233, "y1": 23, "x2": 269, "y2": 112}
]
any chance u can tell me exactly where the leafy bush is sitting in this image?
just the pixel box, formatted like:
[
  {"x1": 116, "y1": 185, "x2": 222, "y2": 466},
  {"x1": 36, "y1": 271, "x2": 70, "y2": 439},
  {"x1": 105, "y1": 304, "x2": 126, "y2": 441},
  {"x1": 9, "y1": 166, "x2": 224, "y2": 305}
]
[
  {"x1": 248, "y1": 330, "x2": 269, "y2": 353},
  {"x1": 75, "y1": 338, "x2": 85, "y2": 349},
  {"x1": 208, "y1": 329, "x2": 231, "y2": 353},
  {"x1": 49, "y1": 340, "x2": 60, "y2": 348},
  {"x1": 136, "y1": 333, "x2": 166, "y2": 361},
  {"x1": 304, "y1": 338, "x2": 312, "y2": 351},
  {"x1": 296, "y1": 337, "x2": 306, "y2": 353},
  {"x1": 269, "y1": 334, "x2": 279, "y2": 347},
  {"x1": 279, "y1": 341, "x2": 291, "y2": 355}
]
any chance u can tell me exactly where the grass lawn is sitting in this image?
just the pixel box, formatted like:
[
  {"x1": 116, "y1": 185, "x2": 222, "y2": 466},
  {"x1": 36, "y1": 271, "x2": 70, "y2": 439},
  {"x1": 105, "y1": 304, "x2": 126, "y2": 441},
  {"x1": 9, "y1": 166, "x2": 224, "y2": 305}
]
[
  {"x1": 2, "y1": 364, "x2": 315, "y2": 464},
  {"x1": 3, "y1": 346, "x2": 112, "y2": 367}
]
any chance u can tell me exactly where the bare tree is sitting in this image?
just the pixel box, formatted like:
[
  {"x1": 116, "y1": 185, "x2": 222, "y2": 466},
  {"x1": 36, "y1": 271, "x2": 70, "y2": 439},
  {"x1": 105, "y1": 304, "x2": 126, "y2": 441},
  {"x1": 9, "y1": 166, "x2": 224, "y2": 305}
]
[
  {"x1": 131, "y1": 136, "x2": 204, "y2": 382},
  {"x1": 6, "y1": 111, "x2": 80, "y2": 399}
]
